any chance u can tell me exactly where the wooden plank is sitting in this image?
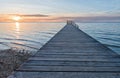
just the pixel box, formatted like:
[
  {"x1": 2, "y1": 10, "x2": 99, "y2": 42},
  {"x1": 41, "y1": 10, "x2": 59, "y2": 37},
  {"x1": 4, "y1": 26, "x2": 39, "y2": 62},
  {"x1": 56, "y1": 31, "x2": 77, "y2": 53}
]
[
  {"x1": 36, "y1": 52, "x2": 118, "y2": 55},
  {"x1": 33, "y1": 54, "x2": 118, "y2": 58},
  {"x1": 17, "y1": 66, "x2": 120, "y2": 72},
  {"x1": 8, "y1": 72, "x2": 120, "y2": 78},
  {"x1": 28, "y1": 57, "x2": 120, "y2": 62},
  {"x1": 37, "y1": 49, "x2": 117, "y2": 55},
  {"x1": 36, "y1": 50, "x2": 117, "y2": 55},
  {"x1": 23, "y1": 61, "x2": 120, "y2": 67}
]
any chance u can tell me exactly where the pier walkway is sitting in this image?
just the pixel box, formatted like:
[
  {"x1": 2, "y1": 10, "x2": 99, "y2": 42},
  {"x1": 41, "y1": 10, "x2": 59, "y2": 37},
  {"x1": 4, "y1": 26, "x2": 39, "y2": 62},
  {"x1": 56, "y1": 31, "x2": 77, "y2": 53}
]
[{"x1": 8, "y1": 21, "x2": 120, "y2": 78}]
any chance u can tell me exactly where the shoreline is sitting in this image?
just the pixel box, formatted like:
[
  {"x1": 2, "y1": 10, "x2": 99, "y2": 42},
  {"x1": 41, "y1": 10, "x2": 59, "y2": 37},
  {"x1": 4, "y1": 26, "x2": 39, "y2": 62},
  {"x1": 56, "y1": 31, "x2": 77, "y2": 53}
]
[{"x1": 0, "y1": 49, "x2": 31, "y2": 78}]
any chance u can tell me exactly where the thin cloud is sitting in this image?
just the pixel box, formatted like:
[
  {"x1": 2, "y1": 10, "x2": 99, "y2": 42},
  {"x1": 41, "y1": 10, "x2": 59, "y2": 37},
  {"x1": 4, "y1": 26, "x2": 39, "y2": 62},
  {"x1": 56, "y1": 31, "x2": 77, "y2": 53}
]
[
  {"x1": 51, "y1": 15, "x2": 120, "y2": 22},
  {"x1": 20, "y1": 14, "x2": 49, "y2": 17}
]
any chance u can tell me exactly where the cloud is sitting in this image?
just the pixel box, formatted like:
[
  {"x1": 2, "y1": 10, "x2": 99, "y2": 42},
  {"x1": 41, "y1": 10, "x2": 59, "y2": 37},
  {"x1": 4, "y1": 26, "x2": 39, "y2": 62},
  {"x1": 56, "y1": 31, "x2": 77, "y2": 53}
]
[
  {"x1": 20, "y1": 14, "x2": 49, "y2": 17},
  {"x1": 53, "y1": 15, "x2": 120, "y2": 22},
  {"x1": 4, "y1": 14, "x2": 49, "y2": 17}
]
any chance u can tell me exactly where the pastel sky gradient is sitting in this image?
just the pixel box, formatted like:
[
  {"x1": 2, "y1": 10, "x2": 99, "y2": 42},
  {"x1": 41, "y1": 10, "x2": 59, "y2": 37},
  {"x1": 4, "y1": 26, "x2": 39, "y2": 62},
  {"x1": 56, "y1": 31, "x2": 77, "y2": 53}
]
[{"x1": 0, "y1": 0, "x2": 120, "y2": 22}]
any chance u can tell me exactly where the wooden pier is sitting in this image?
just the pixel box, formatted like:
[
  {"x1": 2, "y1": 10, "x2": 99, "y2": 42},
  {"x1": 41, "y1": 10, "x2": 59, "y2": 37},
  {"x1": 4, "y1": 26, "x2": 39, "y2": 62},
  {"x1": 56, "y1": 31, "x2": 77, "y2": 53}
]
[{"x1": 8, "y1": 21, "x2": 120, "y2": 78}]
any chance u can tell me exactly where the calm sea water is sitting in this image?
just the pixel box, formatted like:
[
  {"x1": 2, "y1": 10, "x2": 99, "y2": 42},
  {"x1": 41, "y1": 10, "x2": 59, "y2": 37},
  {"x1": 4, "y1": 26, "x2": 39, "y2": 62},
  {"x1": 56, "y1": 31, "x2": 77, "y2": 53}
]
[
  {"x1": 78, "y1": 23, "x2": 120, "y2": 54},
  {"x1": 0, "y1": 22, "x2": 120, "y2": 54},
  {"x1": 0, "y1": 22, "x2": 65, "y2": 53}
]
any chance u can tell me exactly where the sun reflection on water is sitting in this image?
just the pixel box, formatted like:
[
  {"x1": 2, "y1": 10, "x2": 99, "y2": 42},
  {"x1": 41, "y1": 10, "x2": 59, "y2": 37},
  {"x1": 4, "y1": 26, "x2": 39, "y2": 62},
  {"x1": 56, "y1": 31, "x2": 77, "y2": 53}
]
[
  {"x1": 16, "y1": 22, "x2": 20, "y2": 33},
  {"x1": 15, "y1": 22, "x2": 20, "y2": 39}
]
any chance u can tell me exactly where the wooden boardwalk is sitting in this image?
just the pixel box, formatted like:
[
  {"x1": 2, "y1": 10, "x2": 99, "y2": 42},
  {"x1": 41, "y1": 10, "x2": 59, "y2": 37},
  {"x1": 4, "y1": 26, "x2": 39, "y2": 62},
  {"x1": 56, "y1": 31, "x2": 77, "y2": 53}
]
[{"x1": 8, "y1": 21, "x2": 120, "y2": 78}]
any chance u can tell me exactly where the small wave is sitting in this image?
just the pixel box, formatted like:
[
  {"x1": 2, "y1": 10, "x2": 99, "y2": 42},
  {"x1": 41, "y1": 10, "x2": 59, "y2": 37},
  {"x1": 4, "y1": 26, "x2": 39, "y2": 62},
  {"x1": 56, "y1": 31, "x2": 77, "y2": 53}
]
[
  {"x1": 0, "y1": 38, "x2": 43, "y2": 45},
  {"x1": 96, "y1": 32, "x2": 120, "y2": 36},
  {"x1": 104, "y1": 44, "x2": 120, "y2": 48},
  {"x1": 10, "y1": 42, "x2": 40, "y2": 50},
  {"x1": 0, "y1": 42, "x2": 39, "y2": 50},
  {"x1": 39, "y1": 31, "x2": 56, "y2": 34},
  {"x1": 44, "y1": 32, "x2": 55, "y2": 35},
  {"x1": 41, "y1": 34, "x2": 53, "y2": 38},
  {"x1": 16, "y1": 39, "x2": 43, "y2": 44},
  {"x1": 0, "y1": 42, "x2": 11, "y2": 50},
  {"x1": 38, "y1": 31, "x2": 56, "y2": 35},
  {"x1": 0, "y1": 38, "x2": 13, "y2": 40},
  {"x1": 98, "y1": 37, "x2": 120, "y2": 42},
  {"x1": 0, "y1": 42, "x2": 10, "y2": 46}
]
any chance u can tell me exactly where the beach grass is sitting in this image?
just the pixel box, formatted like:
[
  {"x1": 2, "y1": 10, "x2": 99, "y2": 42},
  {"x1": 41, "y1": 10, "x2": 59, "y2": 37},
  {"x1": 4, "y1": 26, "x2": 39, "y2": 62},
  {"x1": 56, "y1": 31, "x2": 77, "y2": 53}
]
[{"x1": 0, "y1": 49, "x2": 31, "y2": 78}]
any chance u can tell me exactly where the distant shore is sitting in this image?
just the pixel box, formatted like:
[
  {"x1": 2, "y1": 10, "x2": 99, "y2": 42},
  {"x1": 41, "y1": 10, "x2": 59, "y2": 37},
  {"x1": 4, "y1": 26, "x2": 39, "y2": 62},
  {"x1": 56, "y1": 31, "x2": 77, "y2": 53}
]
[{"x1": 0, "y1": 49, "x2": 31, "y2": 78}]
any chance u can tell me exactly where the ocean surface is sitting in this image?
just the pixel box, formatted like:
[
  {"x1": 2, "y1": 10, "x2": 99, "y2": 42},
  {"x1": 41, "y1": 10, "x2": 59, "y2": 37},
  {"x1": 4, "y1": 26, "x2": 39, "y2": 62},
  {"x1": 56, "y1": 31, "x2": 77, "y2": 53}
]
[
  {"x1": 78, "y1": 23, "x2": 120, "y2": 54},
  {"x1": 0, "y1": 22, "x2": 120, "y2": 54},
  {"x1": 0, "y1": 22, "x2": 65, "y2": 53}
]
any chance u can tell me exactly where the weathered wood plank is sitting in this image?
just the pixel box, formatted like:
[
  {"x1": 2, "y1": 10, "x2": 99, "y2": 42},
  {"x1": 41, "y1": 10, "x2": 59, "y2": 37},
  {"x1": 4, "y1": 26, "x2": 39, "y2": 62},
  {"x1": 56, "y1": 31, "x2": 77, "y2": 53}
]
[
  {"x1": 28, "y1": 57, "x2": 120, "y2": 62},
  {"x1": 17, "y1": 66, "x2": 120, "y2": 72},
  {"x1": 35, "y1": 52, "x2": 116, "y2": 56},
  {"x1": 8, "y1": 72, "x2": 120, "y2": 78},
  {"x1": 33, "y1": 54, "x2": 118, "y2": 58},
  {"x1": 23, "y1": 61, "x2": 120, "y2": 67}
]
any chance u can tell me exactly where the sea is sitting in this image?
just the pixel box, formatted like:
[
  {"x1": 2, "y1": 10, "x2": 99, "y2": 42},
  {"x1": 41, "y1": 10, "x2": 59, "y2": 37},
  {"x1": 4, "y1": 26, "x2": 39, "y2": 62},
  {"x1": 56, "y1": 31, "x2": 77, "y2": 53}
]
[{"x1": 0, "y1": 22, "x2": 120, "y2": 54}]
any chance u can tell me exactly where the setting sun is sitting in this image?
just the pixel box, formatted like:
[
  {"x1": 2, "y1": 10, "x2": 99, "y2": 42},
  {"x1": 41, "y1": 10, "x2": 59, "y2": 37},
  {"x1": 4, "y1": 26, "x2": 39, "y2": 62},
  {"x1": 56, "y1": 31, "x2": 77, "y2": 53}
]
[{"x1": 13, "y1": 16, "x2": 21, "y2": 21}]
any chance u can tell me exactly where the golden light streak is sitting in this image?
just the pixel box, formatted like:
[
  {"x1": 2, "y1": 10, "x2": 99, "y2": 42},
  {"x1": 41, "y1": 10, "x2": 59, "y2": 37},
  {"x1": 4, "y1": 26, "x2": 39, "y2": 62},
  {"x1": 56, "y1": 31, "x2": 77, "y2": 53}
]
[
  {"x1": 15, "y1": 22, "x2": 20, "y2": 33},
  {"x1": 15, "y1": 22, "x2": 20, "y2": 39}
]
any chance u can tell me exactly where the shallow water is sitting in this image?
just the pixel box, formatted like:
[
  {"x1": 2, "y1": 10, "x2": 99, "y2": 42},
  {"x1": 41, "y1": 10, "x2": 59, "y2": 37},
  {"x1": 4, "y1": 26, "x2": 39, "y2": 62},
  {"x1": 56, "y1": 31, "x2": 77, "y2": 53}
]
[{"x1": 0, "y1": 22, "x2": 120, "y2": 54}]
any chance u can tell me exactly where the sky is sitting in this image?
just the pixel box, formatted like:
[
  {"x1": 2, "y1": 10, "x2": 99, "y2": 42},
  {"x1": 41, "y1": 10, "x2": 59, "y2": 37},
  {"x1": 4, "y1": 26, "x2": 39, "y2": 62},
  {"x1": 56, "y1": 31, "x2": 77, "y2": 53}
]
[{"x1": 0, "y1": 0, "x2": 120, "y2": 22}]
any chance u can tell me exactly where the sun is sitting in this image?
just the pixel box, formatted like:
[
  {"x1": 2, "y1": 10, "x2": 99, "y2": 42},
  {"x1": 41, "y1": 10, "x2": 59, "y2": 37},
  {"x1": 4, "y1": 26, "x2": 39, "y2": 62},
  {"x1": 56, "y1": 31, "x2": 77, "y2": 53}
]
[{"x1": 13, "y1": 16, "x2": 21, "y2": 21}]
